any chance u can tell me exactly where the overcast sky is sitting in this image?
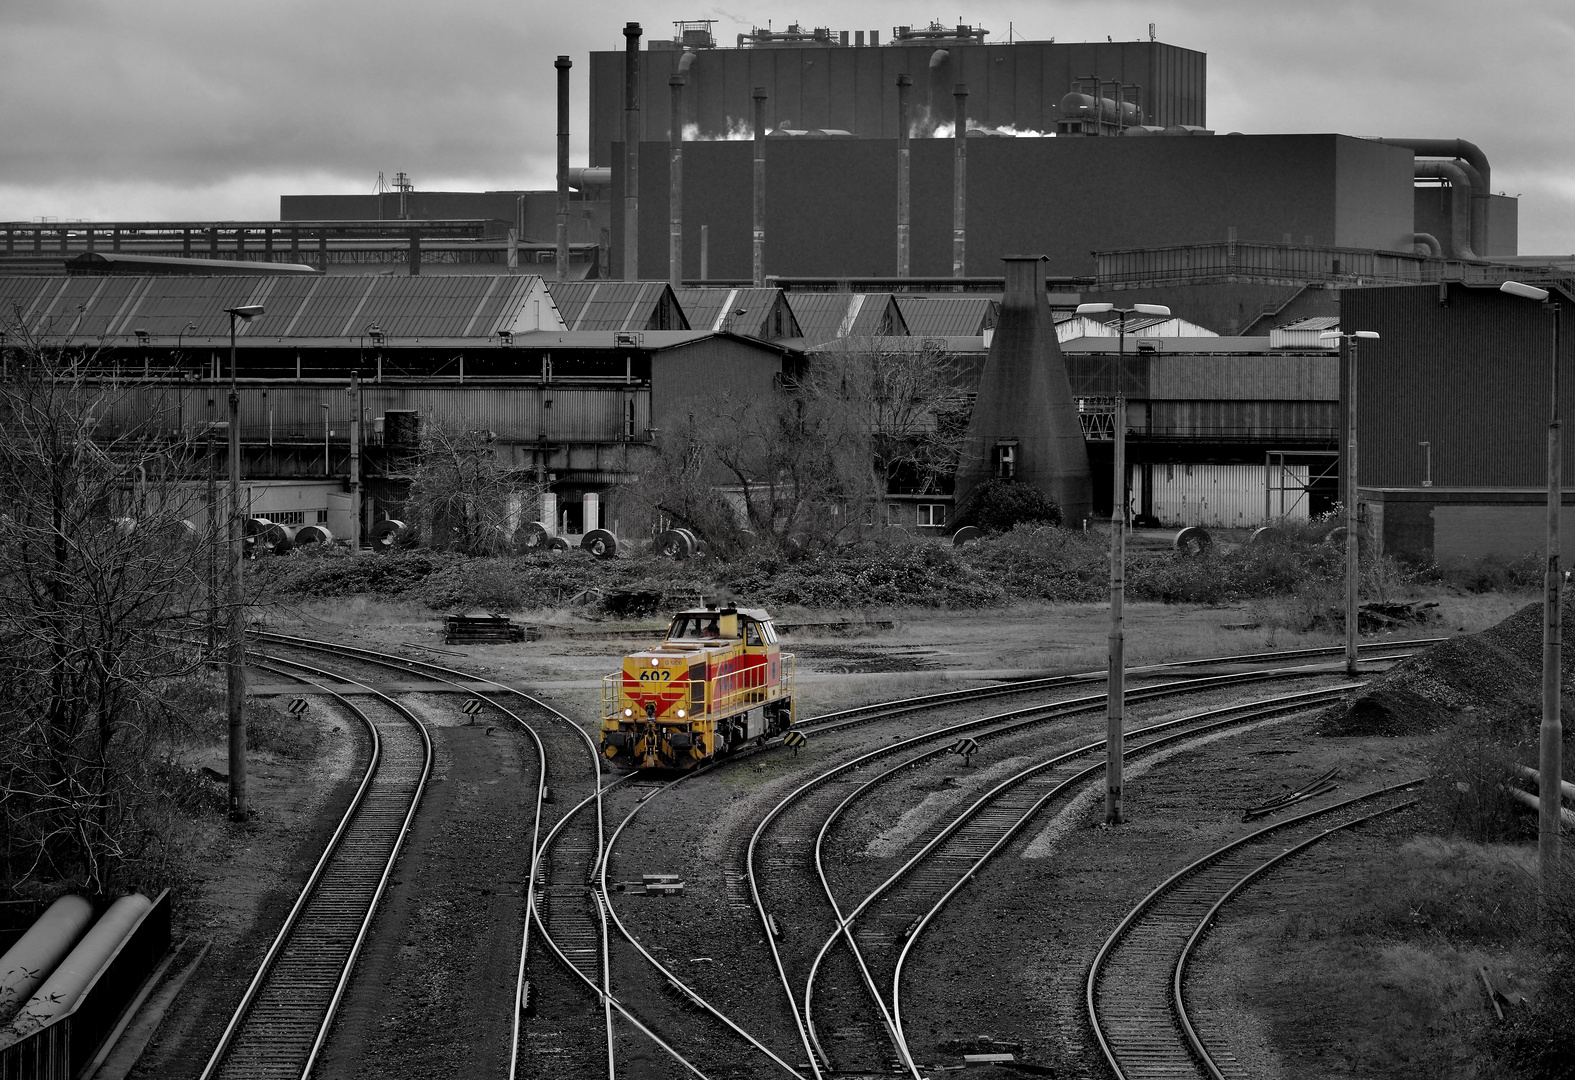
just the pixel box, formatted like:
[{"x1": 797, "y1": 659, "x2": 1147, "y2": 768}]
[{"x1": 3, "y1": 0, "x2": 1572, "y2": 252}]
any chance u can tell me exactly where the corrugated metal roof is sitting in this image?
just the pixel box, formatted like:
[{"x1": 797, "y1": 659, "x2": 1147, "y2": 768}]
[
  {"x1": 786, "y1": 292, "x2": 910, "y2": 345},
  {"x1": 1276, "y1": 315, "x2": 1341, "y2": 332},
  {"x1": 0, "y1": 274, "x2": 549, "y2": 343},
  {"x1": 546, "y1": 281, "x2": 688, "y2": 332},
  {"x1": 894, "y1": 296, "x2": 998, "y2": 337},
  {"x1": 675, "y1": 287, "x2": 796, "y2": 337}
]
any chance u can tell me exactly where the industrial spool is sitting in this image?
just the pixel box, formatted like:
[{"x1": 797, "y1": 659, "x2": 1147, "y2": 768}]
[
  {"x1": 1323, "y1": 526, "x2": 1371, "y2": 552},
  {"x1": 581, "y1": 529, "x2": 619, "y2": 559},
  {"x1": 654, "y1": 529, "x2": 690, "y2": 559},
  {"x1": 242, "y1": 517, "x2": 272, "y2": 556},
  {"x1": 369, "y1": 518, "x2": 407, "y2": 551},
  {"x1": 1173, "y1": 526, "x2": 1212, "y2": 556},
  {"x1": 547, "y1": 536, "x2": 570, "y2": 552},
  {"x1": 258, "y1": 522, "x2": 296, "y2": 554},
  {"x1": 1248, "y1": 525, "x2": 1284, "y2": 547},
  {"x1": 295, "y1": 524, "x2": 333, "y2": 546},
  {"x1": 516, "y1": 521, "x2": 551, "y2": 552},
  {"x1": 951, "y1": 526, "x2": 983, "y2": 547}
]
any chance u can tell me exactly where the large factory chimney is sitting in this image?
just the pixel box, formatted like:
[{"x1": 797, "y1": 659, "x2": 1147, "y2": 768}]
[
  {"x1": 952, "y1": 83, "x2": 968, "y2": 277},
  {"x1": 752, "y1": 86, "x2": 767, "y2": 287},
  {"x1": 669, "y1": 73, "x2": 685, "y2": 288},
  {"x1": 622, "y1": 22, "x2": 641, "y2": 281},
  {"x1": 955, "y1": 256, "x2": 1092, "y2": 524},
  {"x1": 555, "y1": 55, "x2": 571, "y2": 281},
  {"x1": 896, "y1": 74, "x2": 912, "y2": 277}
]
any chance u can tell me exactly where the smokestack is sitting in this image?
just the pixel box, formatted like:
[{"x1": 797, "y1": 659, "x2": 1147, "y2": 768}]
[
  {"x1": 954, "y1": 255, "x2": 1092, "y2": 522},
  {"x1": 669, "y1": 73, "x2": 685, "y2": 289},
  {"x1": 953, "y1": 83, "x2": 967, "y2": 278},
  {"x1": 555, "y1": 55, "x2": 571, "y2": 281},
  {"x1": 752, "y1": 86, "x2": 767, "y2": 287},
  {"x1": 623, "y1": 22, "x2": 641, "y2": 280},
  {"x1": 896, "y1": 74, "x2": 912, "y2": 277}
]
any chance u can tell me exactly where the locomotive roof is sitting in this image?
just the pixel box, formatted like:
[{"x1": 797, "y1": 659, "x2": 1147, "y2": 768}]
[{"x1": 672, "y1": 607, "x2": 774, "y2": 622}]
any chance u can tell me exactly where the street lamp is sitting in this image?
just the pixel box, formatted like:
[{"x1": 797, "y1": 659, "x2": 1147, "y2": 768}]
[
  {"x1": 1075, "y1": 300, "x2": 1171, "y2": 825},
  {"x1": 222, "y1": 303, "x2": 263, "y2": 821},
  {"x1": 1499, "y1": 279, "x2": 1564, "y2": 897},
  {"x1": 1320, "y1": 329, "x2": 1381, "y2": 679}
]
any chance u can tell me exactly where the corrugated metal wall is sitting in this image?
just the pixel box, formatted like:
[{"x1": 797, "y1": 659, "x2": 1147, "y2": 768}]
[
  {"x1": 91, "y1": 385, "x2": 650, "y2": 446},
  {"x1": 591, "y1": 39, "x2": 1207, "y2": 166},
  {"x1": 1149, "y1": 400, "x2": 1338, "y2": 442},
  {"x1": 1145, "y1": 463, "x2": 1309, "y2": 527},
  {"x1": 1344, "y1": 283, "x2": 1575, "y2": 487}
]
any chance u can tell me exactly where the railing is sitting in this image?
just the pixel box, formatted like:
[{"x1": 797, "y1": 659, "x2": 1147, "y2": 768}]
[
  {"x1": 602, "y1": 653, "x2": 796, "y2": 723},
  {"x1": 1093, "y1": 240, "x2": 1537, "y2": 288},
  {"x1": 0, "y1": 890, "x2": 171, "y2": 1080}
]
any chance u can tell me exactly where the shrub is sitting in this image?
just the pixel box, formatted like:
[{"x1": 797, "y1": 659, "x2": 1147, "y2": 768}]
[{"x1": 954, "y1": 479, "x2": 1063, "y2": 532}]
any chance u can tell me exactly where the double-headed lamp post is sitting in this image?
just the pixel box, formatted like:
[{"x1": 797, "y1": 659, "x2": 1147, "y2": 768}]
[
  {"x1": 1500, "y1": 279, "x2": 1564, "y2": 896},
  {"x1": 1075, "y1": 301, "x2": 1171, "y2": 825},
  {"x1": 1319, "y1": 329, "x2": 1380, "y2": 678},
  {"x1": 223, "y1": 303, "x2": 264, "y2": 821}
]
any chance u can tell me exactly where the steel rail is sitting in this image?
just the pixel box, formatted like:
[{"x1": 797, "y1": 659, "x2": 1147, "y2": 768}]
[
  {"x1": 249, "y1": 631, "x2": 613, "y2": 1080},
  {"x1": 1171, "y1": 797, "x2": 1418, "y2": 1079},
  {"x1": 197, "y1": 655, "x2": 432, "y2": 1080},
  {"x1": 598, "y1": 777, "x2": 814, "y2": 1079},
  {"x1": 744, "y1": 659, "x2": 1395, "y2": 1079},
  {"x1": 1087, "y1": 779, "x2": 1424, "y2": 1080},
  {"x1": 800, "y1": 637, "x2": 1441, "y2": 728},
  {"x1": 805, "y1": 686, "x2": 1352, "y2": 1074},
  {"x1": 880, "y1": 687, "x2": 1357, "y2": 1066}
]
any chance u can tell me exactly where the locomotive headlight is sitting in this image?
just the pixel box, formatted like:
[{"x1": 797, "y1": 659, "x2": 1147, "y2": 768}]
[
  {"x1": 650, "y1": 658, "x2": 659, "y2": 666},
  {"x1": 676, "y1": 709, "x2": 686, "y2": 718},
  {"x1": 624, "y1": 708, "x2": 633, "y2": 717}
]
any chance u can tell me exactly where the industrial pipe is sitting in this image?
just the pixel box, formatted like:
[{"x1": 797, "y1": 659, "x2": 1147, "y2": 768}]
[
  {"x1": 1412, "y1": 232, "x2": 1443, "y2": 258},
  {"x1": 897, "y1": 74, "x2": 912, "y2": 277},
  {"x1": 2, "y1": 895, "x2": 153, "y2": 1044},
  {"x1": 1414, "y1": 160, "x2": 1477, "y2": 259},
  {"x1": 953, "y1": 83, "x2": 968, "y2": 278},
  {"x1": 1379, "y1": 137, "x2": 1491, "y2": 255},
  {"x1": 1519, "y1": 763, "x2": 1575, "y2": 802},
  {"x1": 1506, "y1": 785, "x2": 1575, "y2": 828},
  {"x1": 622, "y1": 22, "x2": 641, "y2": 281},
  {"x1": 669, "y1": 73, "x2": 685, "y2": 289},
  {"x1": 555, "y1": 55, "x2": 571, "y2": 281},
  {"x1": 752, "y1": 86, "x2": 767, "y2": 287},
  {"x1": 0, "y1": 896, "x2": 94, "y2": 1026},
  {"x1": 568, "y1": 167, "x2": 612, "y2": 188}
]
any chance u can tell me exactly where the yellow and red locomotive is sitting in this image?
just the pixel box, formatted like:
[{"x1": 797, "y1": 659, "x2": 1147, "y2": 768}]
[{"x1": 600, "y1": 604, "x2": 795, "y2": 769}]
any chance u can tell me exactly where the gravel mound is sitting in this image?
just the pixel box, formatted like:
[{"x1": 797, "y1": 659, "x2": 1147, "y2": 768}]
[{"x1": 1321, "y1": 602, "x2": 1565, "y2": 737}]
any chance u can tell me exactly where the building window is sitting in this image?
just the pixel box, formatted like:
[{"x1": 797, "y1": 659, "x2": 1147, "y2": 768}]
[
  {"x1": 994, "y1": 443, "x2": 1017, "y2": 479},
  {"x1": 917, "y1": 504, "x2": 947, "y2": 528},
  {"x1": 267, "y1": 510, "x2": 305, "y2": 526},
  {"x1": 885, "y1": 502, "x2": 904, "y2": 525},
  {"x1": 317, "y1": 509, "x2": 330, "y2": 523}
]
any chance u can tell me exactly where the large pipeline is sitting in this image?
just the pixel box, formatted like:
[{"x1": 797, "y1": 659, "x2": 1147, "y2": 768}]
[
  {"x1": 555, "y1": 55, "x2": 571, "y2": 281},
  {"x1": 669, "y1": 73, "x2": 685, "y2": 288},
  {"x1": 1414, "y1": 160, "x2": 1477, "y2": 259},
  {"x1": 953, "y1": 83, "x2": 968, "y2": 277},
  {"x1": 896, "y1": 74, "x2": 911, "y2": 277},
  {"x1": 622, "y1": 22, "x2": 641, "y2": 281},
  {"x1": 752, "y1": 86, "x2": 767, "y2": 287},
  {"x1": 0, "y1": 895, "x2": 94, "y2": 1026},
  {"x1": 1, "y1": 894, "x2": 153, "y2": 1045},
  {"x1": 1378, "y1": 137, "x2": 1491, "y2": 256}
]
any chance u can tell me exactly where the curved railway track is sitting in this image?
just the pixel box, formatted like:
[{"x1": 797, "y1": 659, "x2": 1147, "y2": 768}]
[
  {"x1": 1088, "y1": 780, "x2": 1422, "y2": 1080},
  {"x1": 198, "y1": 655, "x2": 432, "y2": 1080}
]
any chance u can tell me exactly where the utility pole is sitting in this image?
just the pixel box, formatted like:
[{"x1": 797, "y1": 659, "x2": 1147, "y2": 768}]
[
  {"x1": 223, "y1": 304, "x2": 264, "y2": 821},
  {"x1": 349, "y1": 371, "x2": 362, "y2": 552}
]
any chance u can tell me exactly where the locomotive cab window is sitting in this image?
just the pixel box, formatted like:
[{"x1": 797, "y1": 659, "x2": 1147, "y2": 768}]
[
  {"x1": 669, "y1": 615, "x2": 721, "y2": 640},
  {"x1": 744, "y1": 621, "x2": 762, "y2": 647}
]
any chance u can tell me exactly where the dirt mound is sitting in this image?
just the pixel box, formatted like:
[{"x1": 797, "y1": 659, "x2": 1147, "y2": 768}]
[{"x1": 1321, "y1": 602, "x2": 1563, "y2": 737}]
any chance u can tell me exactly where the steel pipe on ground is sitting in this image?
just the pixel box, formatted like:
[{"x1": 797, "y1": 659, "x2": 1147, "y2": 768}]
[{"x1": 0, "y1": 896, "x2": 94, "y2": 1027}]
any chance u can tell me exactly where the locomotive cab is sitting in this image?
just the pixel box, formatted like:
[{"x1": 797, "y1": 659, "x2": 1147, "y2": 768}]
[{"x1": 601, "y1": 605, "x2": 795, "y2": 770}]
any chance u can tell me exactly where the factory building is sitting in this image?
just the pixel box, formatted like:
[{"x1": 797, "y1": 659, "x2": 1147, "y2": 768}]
[{"x1": 1341, "y1": 279, "x2": 1575, "y2": 565}]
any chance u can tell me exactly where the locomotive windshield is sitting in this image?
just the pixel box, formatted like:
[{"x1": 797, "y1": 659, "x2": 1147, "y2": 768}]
[{"x1": 668, "y1": 614, "x2": 723, "y2": 640}]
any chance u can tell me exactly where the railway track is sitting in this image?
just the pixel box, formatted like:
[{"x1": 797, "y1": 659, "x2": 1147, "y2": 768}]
[
  {"x1": 1088, "y1": 780, "x2": 1422, "y2": 1080},
  {"x1": 198, "y1": 655, "x2": 432, "y2": 1080}
]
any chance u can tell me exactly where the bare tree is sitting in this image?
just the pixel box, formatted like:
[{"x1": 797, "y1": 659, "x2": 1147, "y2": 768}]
[
  {"x1": 402, "y1": 416, "x2": 546, "y2": 555},
  {"x1": 626, "y1": 337, "x2": 966, "y2": 554},
  {"x1": 0, "y1": 333, "x2": 223, "y2": 893}
]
